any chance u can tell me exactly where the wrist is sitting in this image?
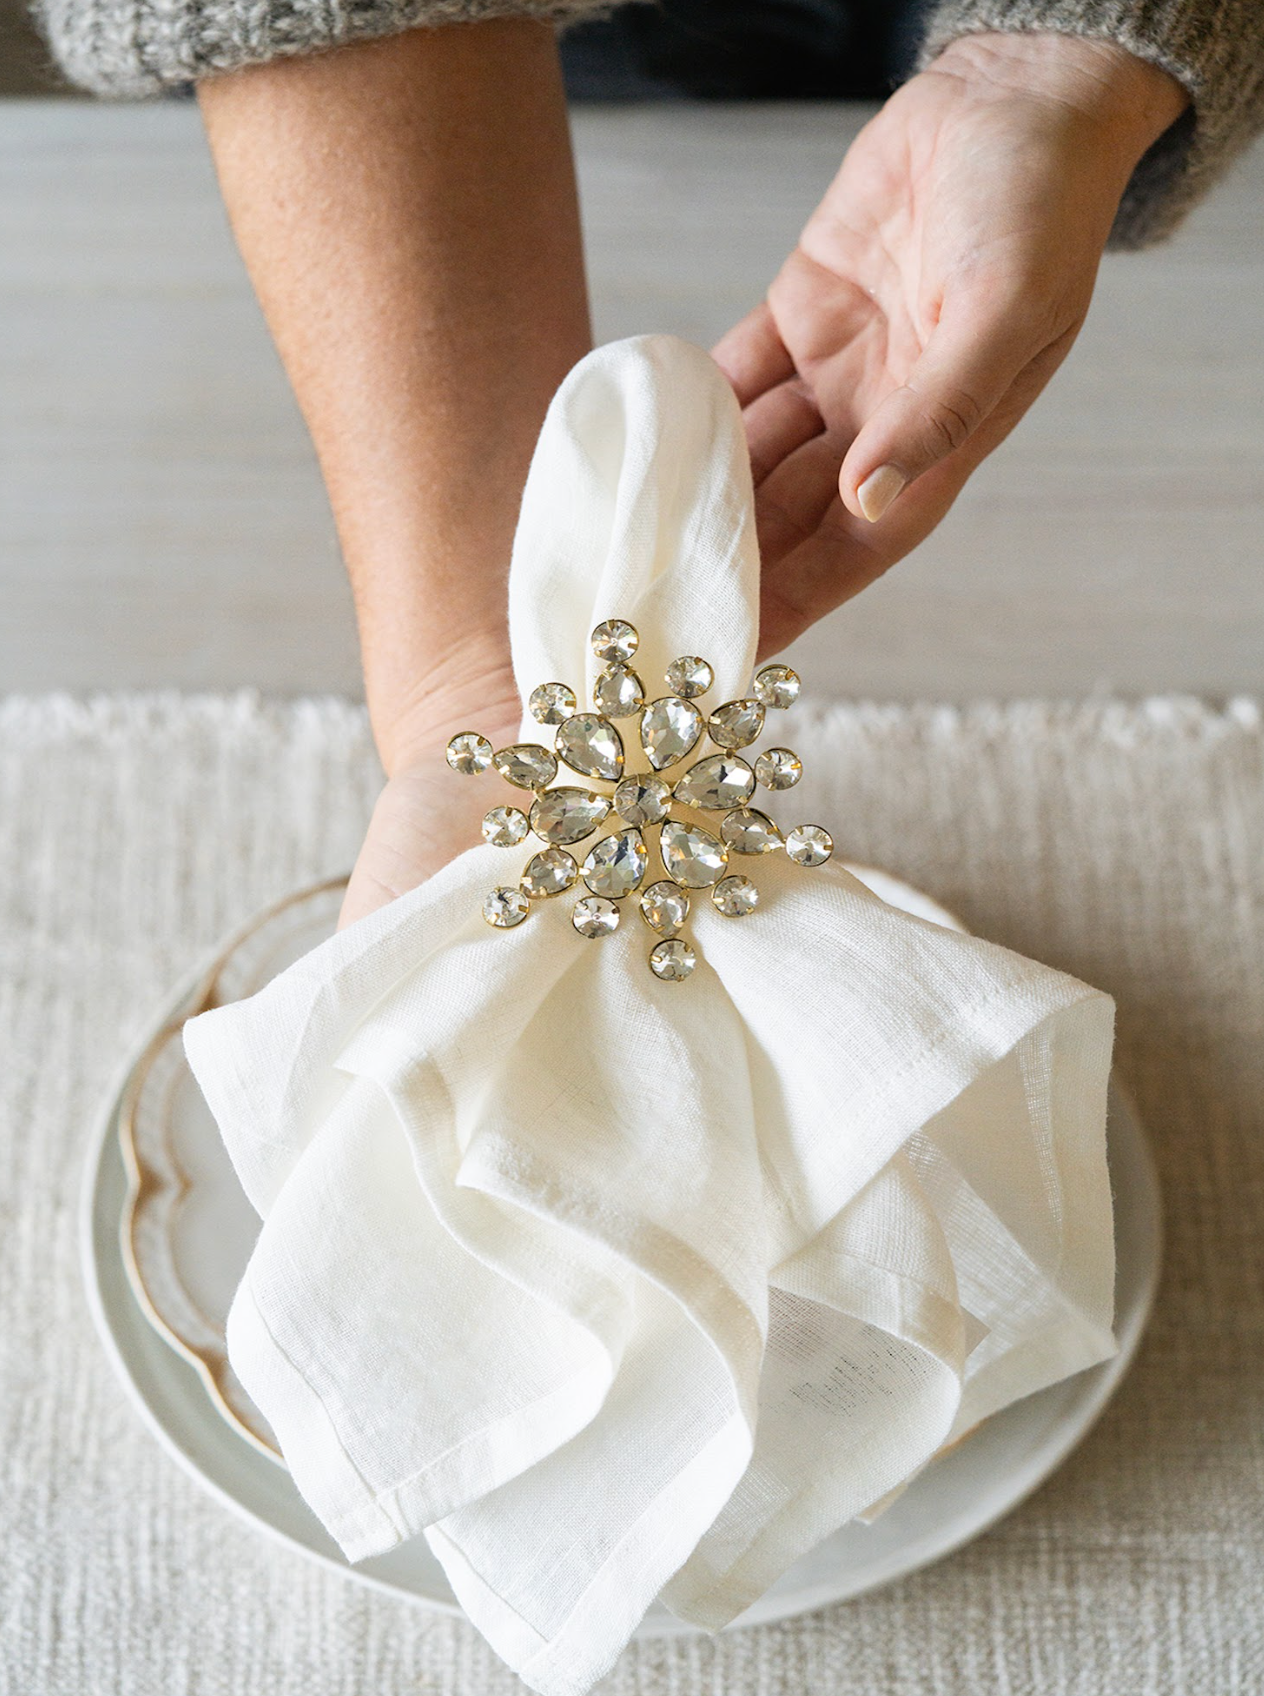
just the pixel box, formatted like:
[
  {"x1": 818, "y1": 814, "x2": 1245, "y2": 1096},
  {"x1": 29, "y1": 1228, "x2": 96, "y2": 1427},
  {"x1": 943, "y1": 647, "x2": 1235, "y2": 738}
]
[
  {"x1": 933, "y1": 31, "x2": 1189, "y2": 169},
  {"x1": 366, "y1": 635, "x2": 520, "y2": 779}
]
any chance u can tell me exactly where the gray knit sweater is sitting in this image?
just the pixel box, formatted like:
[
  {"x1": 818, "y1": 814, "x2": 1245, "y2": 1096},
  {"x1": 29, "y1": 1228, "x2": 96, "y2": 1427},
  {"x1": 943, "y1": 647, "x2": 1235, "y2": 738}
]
[{"x1": 34, "y1": 0, "x2": 1264, "y2": 249}]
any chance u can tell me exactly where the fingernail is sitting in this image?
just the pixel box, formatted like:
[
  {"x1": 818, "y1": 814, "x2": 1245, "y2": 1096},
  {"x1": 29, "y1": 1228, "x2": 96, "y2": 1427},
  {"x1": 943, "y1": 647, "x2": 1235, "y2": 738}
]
[{"x1": 857, "y1": 464, "x2": 906, "y2": 523}]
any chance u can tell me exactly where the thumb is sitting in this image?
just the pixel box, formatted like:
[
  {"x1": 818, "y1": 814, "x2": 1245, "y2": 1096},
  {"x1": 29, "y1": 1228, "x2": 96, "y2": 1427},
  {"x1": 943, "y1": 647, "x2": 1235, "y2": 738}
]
[{"x1": 840, "y1": 294, "x2": 1046, "y2": 523}]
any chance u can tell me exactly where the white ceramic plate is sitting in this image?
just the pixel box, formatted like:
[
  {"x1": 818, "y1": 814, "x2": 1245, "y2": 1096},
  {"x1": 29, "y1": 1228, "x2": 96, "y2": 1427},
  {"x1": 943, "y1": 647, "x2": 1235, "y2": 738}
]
[{"x1": 81, "y1": 871, "x2": 1162, "y2": 1635}]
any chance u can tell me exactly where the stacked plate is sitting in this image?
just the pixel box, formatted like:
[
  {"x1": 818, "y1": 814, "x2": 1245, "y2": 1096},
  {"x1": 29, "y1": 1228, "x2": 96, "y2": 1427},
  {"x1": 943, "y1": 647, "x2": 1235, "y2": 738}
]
[{"x1": 81, "y1": 870, "x2": 1162, "y2": 1630}]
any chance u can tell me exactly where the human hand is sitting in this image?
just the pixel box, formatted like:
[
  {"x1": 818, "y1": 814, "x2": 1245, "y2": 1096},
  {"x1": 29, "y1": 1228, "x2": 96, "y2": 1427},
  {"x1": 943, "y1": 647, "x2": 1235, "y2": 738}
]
[
  {"x1": 339, "y1": 671, "x2": 521, "y2": 930},
  {"x1": 714, "y1": 31, "x2": 1188, "y2": 658}
]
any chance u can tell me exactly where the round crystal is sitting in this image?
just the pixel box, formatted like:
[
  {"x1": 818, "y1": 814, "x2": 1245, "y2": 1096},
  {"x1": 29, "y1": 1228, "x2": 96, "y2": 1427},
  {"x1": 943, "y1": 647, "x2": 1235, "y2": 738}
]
[
  {"x1": 482, "y1": 806, "x2": 529, "y2": 847},
  {"x1": 672, "y1": 754, "x2": 755, "y2": 812},
  {"x1": 712, "y1": 874, "x2": 759, "y2": 917},
  {"x1": 483, "y1": 886, "x2": 530, "y2": 928},
  {"x1": 755, "y1": 747, "x2": 803, "y2": 790},
  {"x1": 613, "y1": 776, "x2": 672, "y2": 827},
  {"x1": 639, "y1": 881, "x2": 689, "y2": 936},
  {"x1": 529, "y1": 682, "x2": 577, "y2": 726},
  {"x1": 492, "y1": 743, "x2": 558, "y2": 791},
  {"x1": 581, "y1": 828, "x2": 649, "y2": 898},
  {"x1": 665, "y1": 656, "x2": 713, "y2": 698},
  {"x1": 591, "y1": 619, "x2": 639, "y2": 663},
  {"x1": 721, "y1": 808, "x2": 783, "y2": 854},
  {"x1": 708, "y1": 699, "x2": 766, "y2": 750},
  {"x1": 446, "y1": 732, "x2": 493, "y2": 775},
  {"x1": 785, "y1": 824, "x2": 834, "y2": 867},
  {"x1": 649, "y1": 938, "x2": 696, "y2": 982},
  {"x1": 529, "y1": 787, "x2": 610, "y2": 845},
  {"x1": 640, "y1": 696, "x2": 704, "y2": 771},
  {"x1": 753, "y1": 664, "x2": 801, "y2": 709},
  {"x1": 556, "y1": 713, "x2": 624, "y2": 781},
  {"x1": 660, "y1": 818, "x2": 728, "y2": 888},
  {"x1": 592, "y1": 665, "x2": 645, "y2": 719},
  {"x1": 520, "y1": 848, "x2": 578, "y2": 898},
  {"x1": 572, "y1": 896, "x2": 621, "y2": 939}
]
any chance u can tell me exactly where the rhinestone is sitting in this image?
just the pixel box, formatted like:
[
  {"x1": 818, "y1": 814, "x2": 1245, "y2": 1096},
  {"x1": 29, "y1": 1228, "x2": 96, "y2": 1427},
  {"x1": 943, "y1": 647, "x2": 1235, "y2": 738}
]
[
  {"x1": 639, "y1": 881, "x2": 689, "y2": 936},
  {"x1": 640, "y1": 696, "x2": 704, "y2": 770},
  {"x1": 755, "y1": 747, "x2": 803, "y2": 790},
  {"x1": 483, "y1": 886, "x2": 530, "y2": 928},
  {"x1": 721, "y1": 808, "x2": 783, "y2": 854},
  {"x1": 649, "y1": 938, "x2": 696, "y2": 982},
  {"x1": 446, "y1": 732, "x2": 493, "y2": 775},
  {"x1": 785, "y1": 824, "x2": 834, "y2": 867},
  {"x1": 573, "y1": 896, "x2": 621, "y2": 939},
  {"x1": 482, "y1": 806, "x2": 529, "y2": 847},
  {"x1": 493, "y1": 743, "x2": 558, "y2": 791},
  {"x1": 529, "y1": 682, "x2": 577, "y2": 726},
  {"x1": 753, "y1": 664, "x2": 801, "y2": 709},
  {"x1": 582, "y1": 828, "x2": 648, "y2": 898},
  {"x1": 672, "y1": 754, "x2": 755, "y2": 812},
  {"x1": 556, "y1": 713, "x2": 624, "y2": 780},
  {"x1": 708, "y1": 699, "x2": 766, "y2": 750},
  {"x1": 591, "y1": 619, "x2": 639, "y2": 663},
  {"x1": 593, "y1": 665, "x2": 645, "y2": 719},
  {"x1": 660, "y1": 819, "x2": 728, "y2": 887},
  {"x1": 520, "y1": 848, "x2": 578, "y2": 898},
  {"x1": 529, "y1": 787, "x2": 610, "y2": 845},
  {"x1": 712, "y1": 874, "x2": 759, "y2": 917},
  {"x1": 613, "y1": 776, "x2": 672, "y2": 827},
  {"x1": 665, "y1": 656, "x2": 713, "y2": 698}
]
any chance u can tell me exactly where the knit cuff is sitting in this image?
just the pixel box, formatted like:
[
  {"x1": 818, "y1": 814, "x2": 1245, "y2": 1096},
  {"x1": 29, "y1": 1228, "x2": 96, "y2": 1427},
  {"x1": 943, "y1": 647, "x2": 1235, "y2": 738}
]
[
  {"x1": 38, "y1": 0, "x2": 613, "y2": 99},
  {"x1": 918, "y1": 0, "x2": 1264, "y2": 247}
]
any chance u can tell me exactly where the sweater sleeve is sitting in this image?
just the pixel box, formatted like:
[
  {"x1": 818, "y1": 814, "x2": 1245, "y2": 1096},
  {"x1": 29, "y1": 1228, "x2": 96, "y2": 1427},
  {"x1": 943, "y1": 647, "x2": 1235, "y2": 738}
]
[
  {"x1": 918, "y1": 0, "x2": 1264, "y2": 246},
  {"x1": 36, "y1": 0, "x2": 611, "y2": 99}
]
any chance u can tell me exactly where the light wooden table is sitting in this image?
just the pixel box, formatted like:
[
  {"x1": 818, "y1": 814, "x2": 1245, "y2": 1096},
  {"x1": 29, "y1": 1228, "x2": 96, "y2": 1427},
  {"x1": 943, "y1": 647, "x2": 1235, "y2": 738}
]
[{"x1": 1, "y1": 98, "x2": 1262, "y2": 701}]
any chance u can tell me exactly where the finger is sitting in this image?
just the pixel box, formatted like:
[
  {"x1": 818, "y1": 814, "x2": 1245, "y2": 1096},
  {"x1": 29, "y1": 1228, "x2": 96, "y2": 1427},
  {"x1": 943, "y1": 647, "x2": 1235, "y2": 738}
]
[
  {"x1": 712, "y1": 301, "x2": 796, "y2": 406},
  {"x1": 839, "y1": 296, "x2": 1048, "y2": 523},
  {"x1": 743, "y1": 379, "x2": 824, "y2": 485},
  {"x1": 753, "y1": 429, "x2": 850, "y2": 565}
]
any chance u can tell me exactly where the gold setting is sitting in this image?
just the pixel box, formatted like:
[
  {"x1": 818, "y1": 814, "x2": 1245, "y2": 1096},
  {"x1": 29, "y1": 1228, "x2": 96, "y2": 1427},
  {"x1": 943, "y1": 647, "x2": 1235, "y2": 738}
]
[{"x1": 446, "y1": 623, "x2": 834, "y2": 978}]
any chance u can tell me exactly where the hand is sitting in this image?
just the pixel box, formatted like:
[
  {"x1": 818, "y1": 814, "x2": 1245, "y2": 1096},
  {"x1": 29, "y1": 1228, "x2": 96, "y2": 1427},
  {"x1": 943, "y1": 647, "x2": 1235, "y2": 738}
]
[
  {"x1": 714, "y1": 32, "x2": 1188, "y2": 659},
  {"x1": 339, "y1": 674, "x2": 521, "y2": 930}
]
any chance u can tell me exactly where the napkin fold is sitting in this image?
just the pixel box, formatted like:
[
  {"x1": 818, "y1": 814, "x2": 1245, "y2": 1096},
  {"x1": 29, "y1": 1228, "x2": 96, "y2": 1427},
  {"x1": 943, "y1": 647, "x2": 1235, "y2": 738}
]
[{"x1": 184, "y1": 335, "x2": 1117, "y2": 1696}]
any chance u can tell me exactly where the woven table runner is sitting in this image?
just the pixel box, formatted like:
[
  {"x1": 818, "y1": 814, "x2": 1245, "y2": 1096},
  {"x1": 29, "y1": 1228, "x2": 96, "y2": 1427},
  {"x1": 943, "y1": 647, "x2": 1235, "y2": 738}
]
[{"x1": 2, "y1": 693, "x2": 1261, "y2": 1696}]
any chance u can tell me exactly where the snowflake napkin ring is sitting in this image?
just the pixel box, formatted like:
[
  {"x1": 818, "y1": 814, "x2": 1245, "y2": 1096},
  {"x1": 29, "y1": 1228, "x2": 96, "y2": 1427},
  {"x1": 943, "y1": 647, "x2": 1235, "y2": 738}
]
[{"x1": 446, "y1": 620, "x2": 833, "y2": 981}]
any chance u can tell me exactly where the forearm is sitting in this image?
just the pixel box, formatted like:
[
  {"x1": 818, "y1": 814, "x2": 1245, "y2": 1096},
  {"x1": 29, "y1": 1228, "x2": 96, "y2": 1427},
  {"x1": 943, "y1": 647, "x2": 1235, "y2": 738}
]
[{"x1": 199, "y1": 20, "x2": 591, "y2": 772}]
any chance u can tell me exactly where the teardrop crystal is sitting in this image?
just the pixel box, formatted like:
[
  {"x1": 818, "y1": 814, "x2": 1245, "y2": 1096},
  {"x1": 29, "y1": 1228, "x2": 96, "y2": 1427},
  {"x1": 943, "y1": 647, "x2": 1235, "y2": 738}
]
[
  {"x1": 708, "y1": 699, "x2": 765, "y2": 750},
  {"x1": 556, "y1": 713, "x2": 624, "y2": 781},
  {"x1": 529, "y1": 787, "x2": 610, "y2": 846},
  {"x1": 640, "y1": 696, "x2": 704, "y2": 771},
  {"x1": 672, "y1": 754, "x2": 755, "y2": 812},
  {"x1": 520, "y1": 848, "x2": 578, "y2": 898},
  {"x1": 581, "y1": 828, "x2": 648, "y2": 898},
  {"x1": 492, "y1": 743, "x2": 558, "y2": 791},
  {"x1": 720, "y1": 808, "x2": 783, "y2": 854},
  {"x1": 660, "y1": 818, "x2": 728, "y2": 888},
  {"x1": 592, "y1": 665, "x2": 645, "y2": 719}
]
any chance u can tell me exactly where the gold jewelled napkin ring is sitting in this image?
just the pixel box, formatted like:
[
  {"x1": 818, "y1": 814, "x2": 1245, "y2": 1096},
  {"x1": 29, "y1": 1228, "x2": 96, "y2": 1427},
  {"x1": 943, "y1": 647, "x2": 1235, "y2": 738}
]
[{"x1": 447, "y1": 620, "x2": 833, "y2": 981}]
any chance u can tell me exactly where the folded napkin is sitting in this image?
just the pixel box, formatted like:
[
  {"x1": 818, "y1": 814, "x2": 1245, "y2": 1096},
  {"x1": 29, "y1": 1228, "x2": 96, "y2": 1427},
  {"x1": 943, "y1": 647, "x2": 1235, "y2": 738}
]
[{"x1": 184, "y1": 335, "x2": 1117, "y2": 1696}]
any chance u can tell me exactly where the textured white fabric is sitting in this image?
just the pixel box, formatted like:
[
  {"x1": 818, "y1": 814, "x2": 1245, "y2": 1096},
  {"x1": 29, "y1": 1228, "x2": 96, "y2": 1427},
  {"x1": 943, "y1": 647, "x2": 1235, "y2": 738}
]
[
  {"x1": 6, "y1": 689, "x2": 1264, "y2": 1696},
  {"x1": 182, "y1": 337, "x2": 1117, "y2": 1696}
]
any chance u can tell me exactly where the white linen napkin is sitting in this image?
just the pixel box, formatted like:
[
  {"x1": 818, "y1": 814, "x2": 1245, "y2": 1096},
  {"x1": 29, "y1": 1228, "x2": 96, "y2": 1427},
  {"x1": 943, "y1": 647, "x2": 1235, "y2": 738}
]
[{"x1": 183, "y1": 335, "x2": 1117, "y2": 1696}]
